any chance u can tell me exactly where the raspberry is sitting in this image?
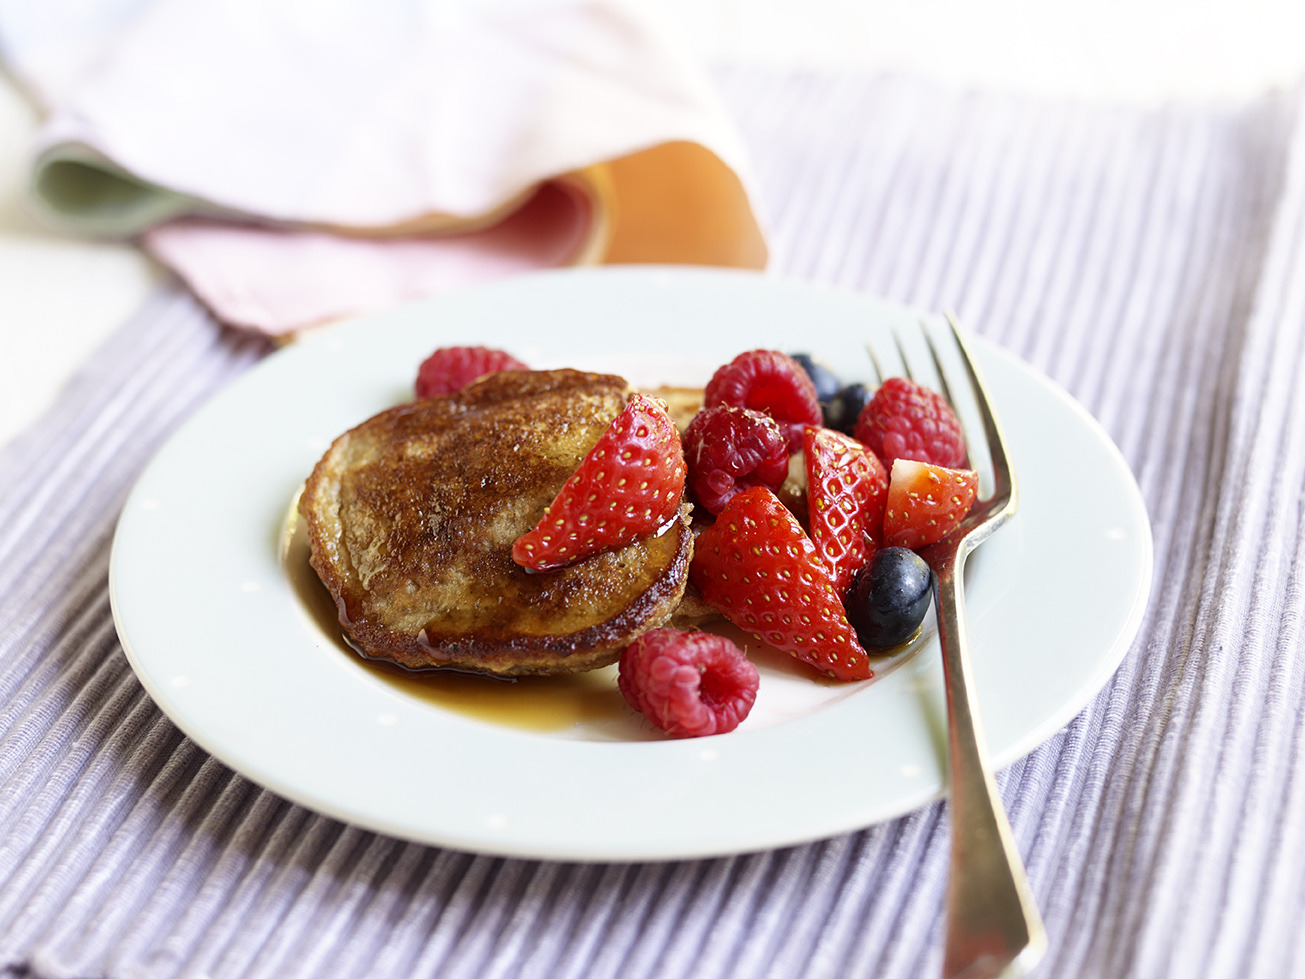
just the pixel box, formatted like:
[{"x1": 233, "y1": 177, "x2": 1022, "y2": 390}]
[
  {"x1": 415, "y1": 345, "x2": 528, "y2": 398},
  {"x1": 617, "y1": 628, "x2": 759, "y2": 738},
  {"x1": 853, "y1": 377, "x2": 967, "y2": 469},
  {"x1": 703, "y1": 350, "x2": 822, "y2": 451},
  {"x1": 682, "y1": 406, "x2": 788, "y2": 516}
]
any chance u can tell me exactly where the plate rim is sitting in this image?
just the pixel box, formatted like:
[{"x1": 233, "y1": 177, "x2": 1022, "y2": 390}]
[{"x1": 109, "y1": 266, "x2": 1153, "y2": 862}]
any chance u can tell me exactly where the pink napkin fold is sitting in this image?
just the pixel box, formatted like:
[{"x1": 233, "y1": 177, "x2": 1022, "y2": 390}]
[
  {"x1": 3, "y1": 0, "x2": 768, "y2": 336},
  {"x1": 142, "y1": 179, "x2": 597, "y2": 333}
]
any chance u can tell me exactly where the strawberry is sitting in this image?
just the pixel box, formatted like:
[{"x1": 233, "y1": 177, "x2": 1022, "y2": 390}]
[
  {"x1": 512, "y1": 394, "x2": 687, "y2": 571},
  {"x1": 882, "y1": 459, "x2": 979, "y2": 549},
  {"x1": 689, "y1": 486, "x2": 872, "y2": 682},
  {"x1": 804, "y1": 426, "x2": 888, "y2": 594}
]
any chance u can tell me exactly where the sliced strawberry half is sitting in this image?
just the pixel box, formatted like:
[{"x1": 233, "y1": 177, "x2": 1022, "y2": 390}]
[
  {"x1": 512, "y1": 394, "x2": 687, "y2": 571},
  {"x1": 804, "y1": 426, "x2": 888, "y2": 594},
  {"x1": 882, "y1": 459, "x2": 979, "y2": 549},
  {"x1": 689, "y1": 486, "x2": 872, "y2": 682}
]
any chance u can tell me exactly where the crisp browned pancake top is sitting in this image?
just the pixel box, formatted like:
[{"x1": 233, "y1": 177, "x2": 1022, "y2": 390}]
[{"x1": 299, "y1": 369, "x2": 692, "y2": 676}]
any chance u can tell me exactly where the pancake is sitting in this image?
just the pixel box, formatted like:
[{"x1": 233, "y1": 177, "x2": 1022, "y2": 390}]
[
  {"x1": 299, "y1": 368, "x2": 693, "y2": 676},
  {"x1": 645, "y1": 385, "x2": 704, "y2": 432}
]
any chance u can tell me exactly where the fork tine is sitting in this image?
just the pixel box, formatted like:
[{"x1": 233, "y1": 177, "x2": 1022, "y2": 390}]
[
  {"x1": 867, "y1": 323, "x2": 952, "y2": 394},
  {"x1": 864, "y1": 341, "x2": 888, "y2": 386},
  {"x1": 943, "y1": 311, "x2": 1017, "y2": 506},
  {"x1": 919, "y1": 318, "x2": 968, "y2": 457},
  {"x1": 920, "y1": 319, "x2": 956, "y2": 407},
  {"x1": 892, "y1": 328, "x2": 913, "y2": 382}
]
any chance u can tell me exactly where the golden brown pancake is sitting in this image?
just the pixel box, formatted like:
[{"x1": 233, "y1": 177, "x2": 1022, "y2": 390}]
[
  {"x1": 644, "y1": 385, "x2": 704, "y2": 432},
  {"x1": 299, "y1": 368, "x2": 693, "y2": 676}
]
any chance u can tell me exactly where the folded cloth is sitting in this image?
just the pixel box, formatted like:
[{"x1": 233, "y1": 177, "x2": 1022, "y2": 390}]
[
  {"x1": 5, "y1": 69, "x2": 1305, "y2": 979},
  {"x1": 0, "y1": 0, "x2": 768, "y2": 336}
]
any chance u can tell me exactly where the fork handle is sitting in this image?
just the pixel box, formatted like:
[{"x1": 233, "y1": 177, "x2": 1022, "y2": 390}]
[{"x1": 934, "y1": 558, "x2": 1047, "y2": 979}]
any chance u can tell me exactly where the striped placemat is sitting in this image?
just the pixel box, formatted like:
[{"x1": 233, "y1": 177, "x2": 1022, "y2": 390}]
[{"x1": 2, "y1": 69, "x2": 1303, "y2": 978}]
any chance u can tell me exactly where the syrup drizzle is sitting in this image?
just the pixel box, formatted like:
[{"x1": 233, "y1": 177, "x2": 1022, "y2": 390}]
[
  {"x1": 279, "y1": 494, "x2": 630, "y2": 735},
  {"x1": 279, "y1": 492, "x2": 919, "y2": 742}
]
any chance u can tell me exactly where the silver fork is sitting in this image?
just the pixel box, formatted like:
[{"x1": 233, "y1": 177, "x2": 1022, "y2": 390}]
[{"x1": 872, "y1": 313, "x2": 1046, "y2": 979}]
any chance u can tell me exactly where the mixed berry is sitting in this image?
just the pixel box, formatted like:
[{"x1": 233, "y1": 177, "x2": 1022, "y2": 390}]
[
  {"x1": 690, "y1": 486, "x2": 874, "y2": 682},
  {"x1": 703, "y1": 349, "x2": 823, "y2": 451},
  {"x1": 854, "y1": 376, "x2": 968, "y2": 469},
  {"x1": 414, "y1": 342, "x2": 979, "y2": 739},
  {"x1": 681, "y1": 405, "x2": 788, "y2": 515},
  {"x1": 882, "y1": 459, "x2": 978, "y2": 550},
  {"x1": 617, "y1": 628, "x2": 759, "y2": 738},
  {"x1": 802, "y1": 425, "x2": 887, "y2": 594},
  {"x1": 823, "y1": 381, "x2": 872, "y2": 434},
  {"x1": 512, "y1": 393, "x2": 687, "y2": 572},
  {"x1": 846, "y1": 548, "x2": 934, "y2": 649},
  {"x1": 415, "y1": 344, "x2": 529, "y2": 398},
  {"x1": 676, "y1": 347, "x2": 978, "y2": 704}
]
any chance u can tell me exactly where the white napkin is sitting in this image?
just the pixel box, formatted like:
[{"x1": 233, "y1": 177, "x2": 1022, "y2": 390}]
[{"x1": 0, "y1": 0, "x2": 768, "y2": 335}]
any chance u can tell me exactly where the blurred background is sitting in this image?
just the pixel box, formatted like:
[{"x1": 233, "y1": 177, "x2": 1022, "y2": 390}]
[{"x1": 3, "y1": 0, "x2": 1304, "y2": 447}]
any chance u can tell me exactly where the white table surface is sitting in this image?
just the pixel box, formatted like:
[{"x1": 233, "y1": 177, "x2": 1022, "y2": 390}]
[{"x1": 3, "y1": 0, "x2": 1304, "y2": 450}]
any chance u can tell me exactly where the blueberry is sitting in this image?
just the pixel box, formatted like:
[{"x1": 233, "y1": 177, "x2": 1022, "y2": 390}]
[
  {"x1": 790, "y1": 353, "x2": 842, "y2": 404},
  {"x1": 824, "y1": 382, "x2": 872, "y2": 434},
  {"x1": 846, "y1": 548, "x2": 933, "y2": 649}
]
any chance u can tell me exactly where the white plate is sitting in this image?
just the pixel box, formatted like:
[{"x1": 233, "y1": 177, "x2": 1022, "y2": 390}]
[{"x1": 110, "y1": 267, "x2": 1152, "y2": 862}]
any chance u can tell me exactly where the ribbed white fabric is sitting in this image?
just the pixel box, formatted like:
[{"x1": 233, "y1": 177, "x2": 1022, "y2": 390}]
[{"x1": 3, "y1": 70, "x2": 1305, "y2": 978}]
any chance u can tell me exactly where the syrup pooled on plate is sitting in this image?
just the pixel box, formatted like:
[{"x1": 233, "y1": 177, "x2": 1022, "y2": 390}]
[
  {"x1": 280, "y1": 488, "x2": 920, "y2": 740},
  {"x1": 279, "y1": 494, "x2": 636, "y2": 737}
]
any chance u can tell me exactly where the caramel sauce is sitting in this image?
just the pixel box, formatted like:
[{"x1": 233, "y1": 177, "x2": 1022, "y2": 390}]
[{"x1": 279, "y1": 494, "x2": 628, "y2": 734}]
